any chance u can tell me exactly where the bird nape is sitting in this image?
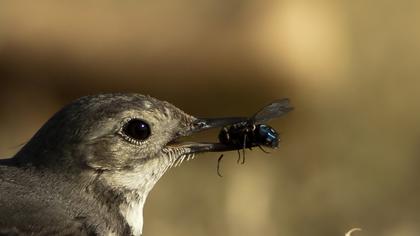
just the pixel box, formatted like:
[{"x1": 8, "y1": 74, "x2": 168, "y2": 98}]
[{"x1": 0, "y1": 93, "x2": 292, "y2": 236}]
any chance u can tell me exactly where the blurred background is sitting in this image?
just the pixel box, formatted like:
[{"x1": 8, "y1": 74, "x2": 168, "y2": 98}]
[{"x1": 1, "y1": 0, "x2": 420, "y2": 235}]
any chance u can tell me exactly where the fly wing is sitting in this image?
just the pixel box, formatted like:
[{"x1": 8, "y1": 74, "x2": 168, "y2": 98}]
[{"x1": 252, "y1": 98, "x2": 293, "y2": 123}]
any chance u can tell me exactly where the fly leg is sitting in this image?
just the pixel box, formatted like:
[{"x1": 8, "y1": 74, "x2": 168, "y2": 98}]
[
  {"x1": 217, "y1": 154, "x2": 224, "y2": 177},
  {"x1": 257, "y1": 145, "x2": 270, "y2": 154},
  {"x1": 236, "y1": 149, "x2": 241, "y2": 164},
  {"x1": 241, "y1": 134, "x2": 247, "y2": 164}
]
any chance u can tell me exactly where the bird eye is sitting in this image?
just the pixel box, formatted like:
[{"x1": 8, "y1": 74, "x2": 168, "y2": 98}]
[{"x1": 122, "y1": 119, "x2": 151, "y2": 142}]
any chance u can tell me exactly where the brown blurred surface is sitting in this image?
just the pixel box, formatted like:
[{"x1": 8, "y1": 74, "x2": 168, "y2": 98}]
[{"x1": 1, "y1": 0, "x2": 420, "y2": 235}]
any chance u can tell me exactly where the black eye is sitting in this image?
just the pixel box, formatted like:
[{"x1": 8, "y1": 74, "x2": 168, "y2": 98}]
[{"x1": 122, "y1": 119, "x2": 151, "y2": 142}]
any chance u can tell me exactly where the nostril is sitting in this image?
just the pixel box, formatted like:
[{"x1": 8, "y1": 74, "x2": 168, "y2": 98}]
[{"x1": 193, "y1": 120, "x2": 208, "y2": 129}]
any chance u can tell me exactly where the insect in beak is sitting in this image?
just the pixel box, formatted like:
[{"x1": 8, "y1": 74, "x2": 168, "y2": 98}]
[{"x1": 168, "y1": 99, "x2": 293, "y2": 176}]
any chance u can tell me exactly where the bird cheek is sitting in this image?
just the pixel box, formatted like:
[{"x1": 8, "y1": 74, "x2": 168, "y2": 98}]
[{"x1": 81, "y1": 141, "x2": 129, "y2": 170}]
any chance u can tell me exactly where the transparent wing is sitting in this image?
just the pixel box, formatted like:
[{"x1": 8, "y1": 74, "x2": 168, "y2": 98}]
[{"x1": 252, "y1": 98, "x2": 293, "y2": 123}]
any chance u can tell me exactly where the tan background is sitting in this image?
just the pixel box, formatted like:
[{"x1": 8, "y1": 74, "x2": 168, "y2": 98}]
[{"x1": 1, "y1": 1, "x2": 420, "y2": 235}]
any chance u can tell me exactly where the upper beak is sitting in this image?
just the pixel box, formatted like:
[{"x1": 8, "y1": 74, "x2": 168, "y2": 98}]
[
  {"x1": 170, "y1": 116, "x2": 248, "y2": 154},
  {"x1": 191, "y1": 117, "x2": 247, "y2": 133}
]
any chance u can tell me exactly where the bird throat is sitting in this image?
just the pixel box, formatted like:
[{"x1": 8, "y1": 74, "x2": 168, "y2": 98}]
[{"x1": 99, "y1": 156, "x2": 172, "y2": 236}]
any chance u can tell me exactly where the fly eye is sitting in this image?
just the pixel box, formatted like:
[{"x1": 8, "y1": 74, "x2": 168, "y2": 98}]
[{"x1": 122, "y1": 119, "x2": 151, "y2": 142}]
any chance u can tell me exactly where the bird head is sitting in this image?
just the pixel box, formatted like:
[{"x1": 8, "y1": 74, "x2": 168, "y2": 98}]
[{"x1": 13, "y1": 93, "x2": 243, "y2": 188}]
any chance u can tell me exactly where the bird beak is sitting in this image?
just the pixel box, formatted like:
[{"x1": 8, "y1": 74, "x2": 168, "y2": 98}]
[{"x1": 168, "y1": 117, "x2": 249, "y2": 154}]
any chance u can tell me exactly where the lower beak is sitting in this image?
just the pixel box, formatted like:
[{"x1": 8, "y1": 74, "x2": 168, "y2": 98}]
[{"x1": 179, "y1": 142, "x2": 236, "y2": 153}]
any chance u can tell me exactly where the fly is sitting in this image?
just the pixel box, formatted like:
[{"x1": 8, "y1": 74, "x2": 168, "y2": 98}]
[{"x1": 217, "y1": 99, "x2": 293, "y2": 176}]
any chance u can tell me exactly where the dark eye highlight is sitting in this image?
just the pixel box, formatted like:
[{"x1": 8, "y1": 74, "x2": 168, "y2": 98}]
[{"x1": 122, "y1": 119, "x2": 151, "y2": 142}]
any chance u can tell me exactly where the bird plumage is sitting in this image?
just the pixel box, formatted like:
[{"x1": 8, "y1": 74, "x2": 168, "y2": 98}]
[{"x1": 0, "y1": 93, "x2": 199, "y2": 235}]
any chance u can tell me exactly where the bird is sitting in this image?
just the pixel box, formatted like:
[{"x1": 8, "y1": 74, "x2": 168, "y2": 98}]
[{"x1": 0, "y1": 93, "x2": 245, "y2": 236}]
